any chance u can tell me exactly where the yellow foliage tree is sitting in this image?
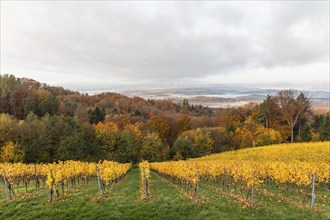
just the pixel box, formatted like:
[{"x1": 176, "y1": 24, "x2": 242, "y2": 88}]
[
  {"x1": 94, "y1": 122, "x2": 119, "y2": 160},
  {"x1": 1, "y1": 141, "x2": 15, "y2": 162}
]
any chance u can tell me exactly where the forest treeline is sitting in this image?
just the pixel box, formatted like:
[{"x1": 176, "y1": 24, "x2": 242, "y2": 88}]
[{"x1": 0, "y1": 74, "x2": 329, "y2": 163}]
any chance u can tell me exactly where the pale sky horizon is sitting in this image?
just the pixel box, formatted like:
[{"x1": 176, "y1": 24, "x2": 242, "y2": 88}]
[{"x1": 1, "y1": 1, "x2": 329, "y2": 91}]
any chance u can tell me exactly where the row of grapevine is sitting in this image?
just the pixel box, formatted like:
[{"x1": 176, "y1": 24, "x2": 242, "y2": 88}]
[
  {"x1": 96, "y1": 161, "x2": 131, "y2": 197},
  {"x1": 0, "y1": 161, "x2": 131, "y2": 201},
  {"x1": 150, "y1": 160, "x2": 329, "y2": 207},
  {"x1": 139, "y1": 161, "x2": 150, "y2": 199},
  {"x1": 151, "y1": 161, "x2": 199, "y2": 201}
]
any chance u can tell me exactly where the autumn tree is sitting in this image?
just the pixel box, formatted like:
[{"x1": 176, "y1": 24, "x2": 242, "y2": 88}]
[
  {"x1": 140, "y1": 132, "x2": 164, "y2": 162},
  {"x1": 208, "y1": 127, "x2": 239, "y2": 152},
  {"x1": 298, "y1": 124, "x2": 312, "y2": 142},
  {"x1": 174, "y1": 128, "x2": 214, "y2": 157},
  {"x1": 56, "y1": 118, "x2": 99, "y2": 161},
  {"x1": 111, "y1": 114, "x2": 132, "y2": 129},
  {"x1": 172, "y1": 136, "x2": 195, "y2": 159},
  {"x1": 275, "y1": 90, "x2": 310, "y2": 143},
  {"x1": 0, "y1": 74, "x2": 20, "y2": 115},
  {"x1": 147, "y1": 115, "x2": 170, "y2": 145},
  {"x1": 235, "y1": 116, "x2": 261, "y2": 148},
  {"x1": 193, "y1": 128, "x2": 213, "y2": 156},
  {"x1": 39, "y1": 93, "x2": 59, "y2": 116},
  {"x1": 217, "y1": 108, "x2": 246, "y2": 132},
  {"x1": 0, "y1": 141, "x2": 24, "y2": 162},
  {"x1": 236, "y1": 116, "x2": 282, "y2": 148},
  {"x1": 57, "y1": 133, "x2": 85, "y2": 161},
  {"x1": 254, "y1": 129, "x2": 283, "y2": 146},
  {"x1": 0, "y1": 141, "x2": 15, "y2": 162},
  {"x1": 19, "y1": 112, "x2": 45, "y2": 162},
  {"x1": 123, "y1": 123, "x2": 143, "y2": 162},
  {"x1": 23, "y1": 91, "x2": 40, "y2": 116},
  {"x1": 94, "y1": 122, "x2": 119, "y2": 160},
  {"x1": 257, "y1": 94, "x2": 281, "y2": 129},
  {"x1": 116, "y1": 130, "x2": 136, "y2": 163},
  {"x1": 178, "y1": 115, "x2": 192, "y2": 135},
  {"x1": 319, "y1": 114, "x2": 330, "y2": 141},
  {"x1": 88, "y1": 107, "x2": 106, "y2": 124},
  {"x1": 0, "y1": 113, "x2": 18, "y2": 147},
  {"x1": 20, "y1": 89, "x2": 59, "y2": 117}
]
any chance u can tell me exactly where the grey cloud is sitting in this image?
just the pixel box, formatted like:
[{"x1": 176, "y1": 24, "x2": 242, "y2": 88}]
[
  {"x1": 1, "y1": 1, "x2": 329, "y2": 84},
  {"x1": 259, "y1": 2, "x2": 329, "y2": 67}
]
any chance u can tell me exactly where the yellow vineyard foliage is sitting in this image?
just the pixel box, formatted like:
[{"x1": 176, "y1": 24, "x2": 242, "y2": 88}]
[
  {"x1": 195, "y1": 142, "x2": 330, "y2": 163},
  {"x1": 151, "y1": 142, "x2": 330, "y2": 189},
  {"x1": 0, "y1": 160, "x2": 131, "y2": 191},
  {"x1": 139, "y1": 161, "x2": 150, "y2": 198}
]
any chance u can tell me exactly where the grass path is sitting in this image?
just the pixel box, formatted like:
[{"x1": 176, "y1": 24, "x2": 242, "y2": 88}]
[
  {"x1": 0, "y1": 169, "x2": 327, "y2": 220},
  {"x1": 153, "y1": 171, "x2": 326, "y2": 220}
]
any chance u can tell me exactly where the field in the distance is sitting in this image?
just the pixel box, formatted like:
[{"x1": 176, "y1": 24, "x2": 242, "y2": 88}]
[{"x1": 1, "y1": 142, "x2": 329, "y2": 220}]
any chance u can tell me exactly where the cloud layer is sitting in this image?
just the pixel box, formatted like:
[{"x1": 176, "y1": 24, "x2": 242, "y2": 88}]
[{"x1": 1, "y1": 1, "x2": 329, "y2": 89}]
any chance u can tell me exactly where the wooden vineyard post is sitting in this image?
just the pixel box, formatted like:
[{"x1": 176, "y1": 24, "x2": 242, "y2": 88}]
[
  {"x1": 311, "y1": 172, "x2": 316, "y2": 209},
  {"x1": 3, "y1": 170, "x2": 9, "y2": 199},
  {"x1": 251, "y1": 172, "x2": 255, "y2": 206},
  {"x1": 143, "y1": 167, "x2": 149, "y2": 199},
  {"x1": 25, "y1": 180, "x2": 28, "y2": 192},
  {"x1": 62, "y1": 181, "x2": 65, "y2": 196},
  {"x1": 34, "y1": 164, "x2": 37, "y2": 189},
  {"x1": 223, "y1": 168, "x2": 227, "y2": 191},
  {"x1": 34, "y1": 163, "x2": 38, "y2": 189},
  {"x1": 3, "y1": 170, "x2": 15, "y2": 199},
  {"x1": 49, "y1": 169, "x2": 54, "y2": 202},
  {"x1": 194, "y1": 171, "x2": 199, "y2": 202},
  {"x1": 96, "y1": 167, "x2": 103, "y2": 197}
]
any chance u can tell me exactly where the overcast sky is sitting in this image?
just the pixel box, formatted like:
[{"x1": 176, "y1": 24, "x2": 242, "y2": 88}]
[{"x1": 1, "y1": 1, "x2": 329, "y2": 90}]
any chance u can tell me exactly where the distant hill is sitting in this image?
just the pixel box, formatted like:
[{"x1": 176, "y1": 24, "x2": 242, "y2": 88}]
[{"x1": 81, "y1": 86, "x2": 330, "y2": 109}]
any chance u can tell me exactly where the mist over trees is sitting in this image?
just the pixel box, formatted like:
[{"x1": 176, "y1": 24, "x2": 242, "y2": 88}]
[{"x1": 0, "y1": 74, "x2": 329, "y2": 163}]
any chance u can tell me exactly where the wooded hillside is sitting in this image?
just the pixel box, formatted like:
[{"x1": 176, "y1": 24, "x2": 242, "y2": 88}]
[{"x1": 1, "y1": 74, "x2": 329, "y2": 163}]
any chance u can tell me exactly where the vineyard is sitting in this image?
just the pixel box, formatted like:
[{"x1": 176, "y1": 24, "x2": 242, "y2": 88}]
[
  {"x1": 1, "y1": 142, "x2": 329, "y2": 219},
  {"x1": 151, "y1": 142, "x2": 330, "y2": 208},
  {"x1": 0, "y1": 161, "x2": 131, "y2": 201}
]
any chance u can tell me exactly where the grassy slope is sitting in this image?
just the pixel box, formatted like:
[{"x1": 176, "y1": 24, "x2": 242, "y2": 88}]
[{"x1": 0, "y1": 169, "x2": 327, "y2": 220}]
